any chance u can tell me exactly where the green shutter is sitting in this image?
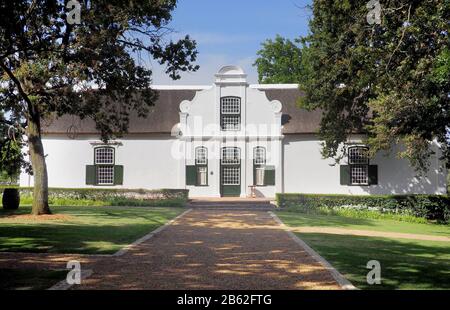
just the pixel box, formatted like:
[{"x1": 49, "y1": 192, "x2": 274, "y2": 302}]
[
  {"x1": 340, "y1": 165, "x2": 350, "y2": 185},
  {"x1": 186, "y1": 165, "x2": 197, "y2": 186},
  {"x1": 86, "y1": 165, "x2": 96, "y2": 185},
  {"x1": 369, "y1": 165, "x2": 378, "y2": 185},
  {"x1": 264, "y1": 165, "x2": 275, "y2": 186},
  {"x1": 114, "y1": 165, "x2": 124, "y2": 185}
]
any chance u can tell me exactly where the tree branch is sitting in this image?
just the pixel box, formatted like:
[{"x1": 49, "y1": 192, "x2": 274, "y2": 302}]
[{"x1": 0, "y1": 61, "x2": 34, "y2": 120}]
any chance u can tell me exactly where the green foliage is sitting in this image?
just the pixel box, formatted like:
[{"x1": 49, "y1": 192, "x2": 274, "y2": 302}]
[
  {"x1": 253, "y1": 35, "x2": 304, "y2": 84},
  {"x1": 262, "y1": 1, "x2": 450, "y2": 171},
  {"x1": 0, "y1": 112, "x2": 29, "y2": 184},
  {"x1": 0, "y1": 1, "x2": 199, "y2": 214},
  {"x1": 276, "y1": 193, "x2": 450, "y2": 223},
  {"x1": 1, "y1": 187, "x2": 189, "y2": 207}
]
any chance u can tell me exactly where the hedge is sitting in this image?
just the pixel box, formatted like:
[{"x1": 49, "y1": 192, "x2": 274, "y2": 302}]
[
  {"x1": 276, "y1": 193, "x2": 450, "y2": 223},
  {"x1": 0, "y1": 187, "x2": 189, "y2": 207}
]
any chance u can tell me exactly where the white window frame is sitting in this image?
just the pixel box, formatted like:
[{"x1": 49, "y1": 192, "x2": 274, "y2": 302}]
[
  {"x1": 348, "y1": 146, "x2": 369, "y2": 185},
  {"x1": 195, "y1": 147, "x2": 208, "y2": 165},
  {"x1": 220, "y1": 97, "x2": 241, "y2": 131},
  {"x1": 221, "y1": 147, "x2": 241, "y2": 165},
  {"x1": 255, "y1": 167, "x2": 265, "y2": 186},
  {"x1": 197, "y1": 166, "x2": 208, "y2": 186},
  {"x1": 94, "y1": 146, "x2": 115, "y2": 185},
  {"x1": 254, "y1": 147, "x2": 266, "y2": 165}
]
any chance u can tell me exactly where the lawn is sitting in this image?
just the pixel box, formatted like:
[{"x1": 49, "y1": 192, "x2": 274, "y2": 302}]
[
  {"x1": 0, "y1": 206, "x2": 184, "y2": 254},
  {"x1": 0, "y1": 269, "x2": 67, "y2": 290},
  {"x1": 276, "y1": 211, "x2": 450, "y2": 290}
]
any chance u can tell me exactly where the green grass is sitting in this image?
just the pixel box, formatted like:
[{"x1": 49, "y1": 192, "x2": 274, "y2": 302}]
[
  {"x1": 277, "y1": 211, "x2": 450, "y2": 236},
  {"x1": 0, "y1": 205, "x2": 184, "y2": 254},
  {"x1": 277, "y1": 211, "x2": 450, "y2": 289},
  {"x1": 0, "y1": 268, "x2": 66, "y2": 290}
]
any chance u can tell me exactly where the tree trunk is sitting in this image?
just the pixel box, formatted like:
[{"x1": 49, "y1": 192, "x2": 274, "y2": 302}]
[{"x1": 27, "y1": 115, "x2": 51, "y2": 215}]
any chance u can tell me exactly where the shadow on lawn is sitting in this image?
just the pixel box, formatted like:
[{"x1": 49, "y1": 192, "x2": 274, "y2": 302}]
[
  {"x1": 279, "y1": 211, "x2": 378, "y2": 228},
  {"x1": 299, "y1": 233, "x2": 450, "y2": 290},
  {"x1": 0, "y1": 222, "x2": 166, "y2": 254}
]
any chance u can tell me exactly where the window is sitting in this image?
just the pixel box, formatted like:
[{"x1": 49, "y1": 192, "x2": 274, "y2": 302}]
[
  {"x1": 222, "y1": 166, "x2": 240, "y2": 185},
  {"x1": 253, "y1": 147, "x2": 267, "y2": 186},
  {"x1": 197, "y1": 166, "x2": 208, "y2": 186},
  {"x1": 348, "y1": 146, "x2": 369, "y2": 185},
  {"x1": 254, "y1": 147, "x2": 266, "y2": 165},
  {"x1": 221, "y1": 147, "x2": 240, "y2": 165},
  {"x1": 220, "y1": 97, "x2": 241, "y2": 131},
  {"x1": 195, "y1": 146, "x2": 208, "y2": 186},
  {"x1": 95, "y1": 147, "x2": 114, "y2": 165},
  {"x1": 94, "y1": 147, "x2": 115, "y2": 185},
  {"x1": 97, "y1": 166, "x2": 114, "y2": 185},
  {"x1": 195, "y1": 147, "x2": 207, "y2": 165},
  {"x1": 255, "y1": 167, "x2": 265, "y2": 186}
]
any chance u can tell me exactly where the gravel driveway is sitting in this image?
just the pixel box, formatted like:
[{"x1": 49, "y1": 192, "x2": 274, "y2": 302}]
[{"x1": 75, "y1": 210, "x2": 341, "y2": 290}]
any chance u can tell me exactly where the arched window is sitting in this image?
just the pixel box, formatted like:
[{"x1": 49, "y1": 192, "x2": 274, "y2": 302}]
[
  {"x1": 195, "y1": 147, "x2": 208, "y2": 165},
  {"x1": 220, "y1": 97, "x2": 241, "y2": 131},
  {"x1": 254, "y1": 147, "x2": 266, "y2": 165},
  {"x1": 348, "y1": 146, "x2": 369, "y2": 185},
  {"x1": 94, "y1": 147, "x2": 115, "y2": 185},
  {"x1": 195, "y1": 147, "x2": 208, "y2": 186}
]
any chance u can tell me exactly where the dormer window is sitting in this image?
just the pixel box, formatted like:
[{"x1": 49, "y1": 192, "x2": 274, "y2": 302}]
[{"x1": 220, "y1": 97, "x2": 241, "y2": 131}]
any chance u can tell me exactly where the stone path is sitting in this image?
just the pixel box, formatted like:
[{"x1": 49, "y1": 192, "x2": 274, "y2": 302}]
[
  {"x1": 289, "y1": 226, "x2": 450, "y2": 242},
  {"x1": 74, "y1": 210, "x2": 341, "y2": 290}
]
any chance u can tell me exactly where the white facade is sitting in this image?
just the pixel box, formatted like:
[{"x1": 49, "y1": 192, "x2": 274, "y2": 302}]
[{"x1": 20, "y1": 66, "x2": 448, "y2": 197}]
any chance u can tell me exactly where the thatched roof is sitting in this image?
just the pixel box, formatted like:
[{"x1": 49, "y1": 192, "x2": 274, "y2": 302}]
[{"x1": 42, "y1": 87, "x2": 321, "y2": 135}]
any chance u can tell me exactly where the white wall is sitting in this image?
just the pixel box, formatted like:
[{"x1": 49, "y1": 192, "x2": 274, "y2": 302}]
[
  {"x1": 282, "y1": 134, "x2": 447, "y2": 195},
  {"x1": 20, "y1": 134, "x2": 180, "y2": 189}
]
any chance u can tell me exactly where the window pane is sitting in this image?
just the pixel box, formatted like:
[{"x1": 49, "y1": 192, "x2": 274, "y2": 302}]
[
  {"x1": 97, "y1": 166, "x2": 114, "y2": 185},
  {"x1": 348, "y1": 147, "x2": 369, "y2": 164},
  {"x1": 197, "y1": 167, "x2": 207, "y2": 185},
  {"x1": 221, "y1": 147, "x2": 240, "y2": 165},
  {"x1": 95, "y1": 147, "x2": 114, "y2": 165},
  {"x1": 351, "y1": 165, "x2": 368, "y2": 185},
  {"x1": 256, "y1": 167, "x2": 265, "y2": 186},
  {"x1": 221, "y1": 115, "x2": 241, "y2": 131},
  {"x1": 222, "y1": 166, "x2": 240, "y2": 185},
  {"x1": 221, "y1": 97, "x2": 240, "y2": 114},
  {"x1": 254, "y1": 147, "x2": 266, "y2": 164},
  {"x1": 195, "y1": 147, "x2": 207, "y2": 165}
]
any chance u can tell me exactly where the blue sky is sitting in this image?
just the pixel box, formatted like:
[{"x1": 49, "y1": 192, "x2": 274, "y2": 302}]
[{"x1": 150, "y1": 0, "x2": 312, "y2": 85}]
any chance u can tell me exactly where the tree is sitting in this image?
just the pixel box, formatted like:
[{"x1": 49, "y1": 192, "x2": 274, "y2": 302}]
[
  {"x1": 254, "y1": 35, "x2": 303, "y2": 84},
  {"x1": 298, "y1": 0, "x2": 449, "y2": 171},
  {"x1": 0, "y1": 0, "x2": 199, "y2": 214},
  {"x1": 255, "y1": 1, "x2": 449, "y2": 171},
  {"x1": 0, "y1": 111, "x2": 29, "y2": 184}
]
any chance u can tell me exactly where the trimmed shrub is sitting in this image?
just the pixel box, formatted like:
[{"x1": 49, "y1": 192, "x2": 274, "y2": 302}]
[
  {"x1": 0, "y1": 187, "x2": 189, "y2": 207},
  {"x1": 276, "y1": 193, "x2": 450, "y2": 223},
  {"x1": 2, "y1": 188, "x2": 20, "y2": 210}
]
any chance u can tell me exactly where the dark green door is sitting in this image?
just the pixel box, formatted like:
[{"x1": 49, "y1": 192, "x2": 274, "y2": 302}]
[
  {"x1": 220, "y1": 165, "x2": 241, "y2": 197},
  {"x1": 220, "y1": 147, "x2": 241, "y2": 197}
]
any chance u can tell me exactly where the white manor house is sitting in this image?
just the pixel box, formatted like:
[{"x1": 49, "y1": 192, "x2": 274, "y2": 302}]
[{"x1": 20, "y1": 66, "x2": 448, "y2": 198}]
